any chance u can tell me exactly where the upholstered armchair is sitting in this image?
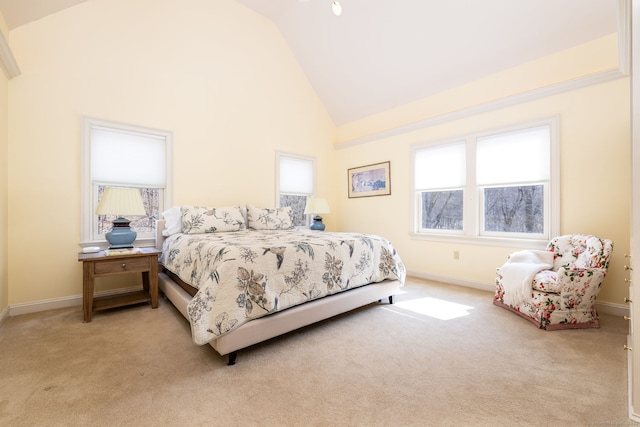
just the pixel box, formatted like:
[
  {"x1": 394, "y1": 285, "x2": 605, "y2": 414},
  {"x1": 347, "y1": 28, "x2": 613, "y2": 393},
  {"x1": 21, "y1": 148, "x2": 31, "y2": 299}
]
[{"x1": 494, "y1": 234, "x2": 613, "y2": 330}]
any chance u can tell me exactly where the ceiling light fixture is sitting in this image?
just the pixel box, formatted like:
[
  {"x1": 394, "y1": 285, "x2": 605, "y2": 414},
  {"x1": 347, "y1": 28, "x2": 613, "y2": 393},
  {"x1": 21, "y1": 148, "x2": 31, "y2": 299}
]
[{"x1": 331, "y1": 1, "x2": 342, "y2": 16}]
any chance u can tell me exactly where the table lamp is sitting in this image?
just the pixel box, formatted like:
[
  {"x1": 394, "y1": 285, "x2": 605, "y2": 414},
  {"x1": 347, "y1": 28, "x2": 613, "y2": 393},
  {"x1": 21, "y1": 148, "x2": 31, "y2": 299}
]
[
  {"x1": 304, "y1": 197, "x2": 330, "y2": 231},
  {"x1": 95, "y1": 187, "x2": 146, "y2": 248}
]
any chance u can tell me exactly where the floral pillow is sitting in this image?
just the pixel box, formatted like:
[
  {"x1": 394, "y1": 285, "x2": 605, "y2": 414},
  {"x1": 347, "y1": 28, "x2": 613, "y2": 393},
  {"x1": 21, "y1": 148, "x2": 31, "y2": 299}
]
[
  {"x1": 247, "y1": 204, "x2": 294, "y2": 230},
  {"x1": 181, "y1": 205, "x2": 246, "y2": 234}
]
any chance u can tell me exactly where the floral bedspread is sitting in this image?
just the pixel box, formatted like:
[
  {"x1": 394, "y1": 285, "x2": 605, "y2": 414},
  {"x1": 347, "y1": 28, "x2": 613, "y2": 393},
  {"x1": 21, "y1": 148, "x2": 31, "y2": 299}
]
[{"x1": 160, "y1": 229, "x2": 406, "y2": 345}]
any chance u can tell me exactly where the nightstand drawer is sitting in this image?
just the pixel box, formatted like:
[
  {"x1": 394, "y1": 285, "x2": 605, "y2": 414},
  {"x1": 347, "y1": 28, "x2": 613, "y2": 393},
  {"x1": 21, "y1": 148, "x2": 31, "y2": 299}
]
[{"x1": 94, "y1": 257, "x2": 151, "y2": 275}]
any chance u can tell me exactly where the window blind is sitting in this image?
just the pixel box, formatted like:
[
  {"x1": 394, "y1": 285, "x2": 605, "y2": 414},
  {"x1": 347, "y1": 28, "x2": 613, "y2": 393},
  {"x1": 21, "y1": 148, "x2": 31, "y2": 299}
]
[
  {"x1": 414, "y1": 141, "x2": 466, "y2": 190},
  {"x1": 91, "y1": 126, "x2": 166, "y2": 187},
  {"x1": 477, "y1": 125, "x2": 550, "y2": 186},
  {"x1": 279, "y1": 156, "x2": 313, "y2": 194}
]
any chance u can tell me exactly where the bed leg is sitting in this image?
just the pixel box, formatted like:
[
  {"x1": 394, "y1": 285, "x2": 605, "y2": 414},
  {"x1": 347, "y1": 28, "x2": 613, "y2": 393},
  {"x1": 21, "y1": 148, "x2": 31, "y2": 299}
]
[
  {"x1": 227, "y1": 351, "x2": 238, "y2": 366},
  {"x1": 388, "y1": 295, "x2": 394, "y2": 304}
]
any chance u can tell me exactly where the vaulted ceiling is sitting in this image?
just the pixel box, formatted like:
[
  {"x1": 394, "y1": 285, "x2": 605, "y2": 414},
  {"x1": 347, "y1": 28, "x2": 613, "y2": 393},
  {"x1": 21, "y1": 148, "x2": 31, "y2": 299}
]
[{"x1": 0, "y1": 0, "x2": 620, "y2": 126}]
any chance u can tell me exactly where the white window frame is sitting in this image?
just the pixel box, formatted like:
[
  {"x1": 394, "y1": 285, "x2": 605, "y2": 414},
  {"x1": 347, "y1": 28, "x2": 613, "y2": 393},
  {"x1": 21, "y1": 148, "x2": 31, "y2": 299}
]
[
  {"x1": 410, "y1": 116, "x2": 559, "y2": 249},
  {"x1": 80, "y1": 116, "x2": 173, "y2": 248},
  {"x1": 275, "y1": 151, "x2": 317, "y2": 228}
]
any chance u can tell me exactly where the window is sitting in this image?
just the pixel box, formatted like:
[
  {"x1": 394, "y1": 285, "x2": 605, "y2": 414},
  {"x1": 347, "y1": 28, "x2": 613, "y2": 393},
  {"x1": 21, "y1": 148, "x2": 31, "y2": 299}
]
[
  {"x1": 477, "y1": 126, "x2": 550, "y2": 237},
  {"x1": 411, "y1": 118, "x2": 558, "y2": 245},
  {"x1": 415, "y1": 142, "x2": 466, "y2": 232},
  {"x1": 276, "y1": 152, "x2": 316, "y2": 227},
  {"x1": 81, "y1": 117, "x2": 172, "y2": 246}
]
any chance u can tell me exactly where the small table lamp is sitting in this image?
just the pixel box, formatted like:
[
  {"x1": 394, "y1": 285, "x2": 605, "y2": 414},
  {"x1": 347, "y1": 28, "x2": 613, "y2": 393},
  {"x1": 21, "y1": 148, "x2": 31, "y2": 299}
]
[
  {"x1": 95, "y1": 187, "x2": 146, "y2": 248},
  {"x1": 304, "y1": 197, "x2": 330, "y2": 231}
]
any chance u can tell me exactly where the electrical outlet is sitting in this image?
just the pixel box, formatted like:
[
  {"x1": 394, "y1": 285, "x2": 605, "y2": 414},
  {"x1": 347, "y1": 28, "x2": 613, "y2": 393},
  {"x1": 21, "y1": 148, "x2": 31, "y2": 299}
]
[{"x1": 453, "y1": 250, "x2": 460, "y2": 260}]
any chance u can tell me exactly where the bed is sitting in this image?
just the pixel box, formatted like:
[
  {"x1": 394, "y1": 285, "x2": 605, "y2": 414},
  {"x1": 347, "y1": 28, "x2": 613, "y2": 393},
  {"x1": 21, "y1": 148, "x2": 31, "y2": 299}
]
[{"x1": 155, "y1": 205, "x2": 406, "y2": 365}]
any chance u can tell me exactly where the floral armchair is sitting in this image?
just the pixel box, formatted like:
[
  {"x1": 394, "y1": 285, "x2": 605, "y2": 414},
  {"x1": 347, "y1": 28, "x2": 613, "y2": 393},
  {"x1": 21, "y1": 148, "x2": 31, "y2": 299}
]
[{"x1": 494, "y1": 234, "x2": 613, "y2": 330}]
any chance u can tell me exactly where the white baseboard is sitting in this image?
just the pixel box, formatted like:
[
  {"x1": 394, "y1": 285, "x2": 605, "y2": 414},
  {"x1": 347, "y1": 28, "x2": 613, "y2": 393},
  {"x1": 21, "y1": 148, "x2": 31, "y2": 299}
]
[
  {"x1": 407, "y1": 270, "x2": 495, "y2": 292},
  {"x1": 596, "y1": 300, "x2": 629, "y2": 317},
  {"x1": 0, "y1": 305, "x2": 9, "y2": 327},
  {"x1": 406, "y1": 270, "x2": 629, "y2": 317},
  {"x1": 8, "y1": 285, "x2": 144, "y2": 317},
  {"x1": 10, "y1": 295, "x2": 81, "y2": 316}
]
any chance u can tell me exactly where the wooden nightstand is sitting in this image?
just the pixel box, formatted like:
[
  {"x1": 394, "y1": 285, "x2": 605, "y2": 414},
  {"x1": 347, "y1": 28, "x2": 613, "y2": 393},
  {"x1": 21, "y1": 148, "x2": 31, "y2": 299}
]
[{"x1": 78, "y1": 247, "x2": 161, "y2": 322}]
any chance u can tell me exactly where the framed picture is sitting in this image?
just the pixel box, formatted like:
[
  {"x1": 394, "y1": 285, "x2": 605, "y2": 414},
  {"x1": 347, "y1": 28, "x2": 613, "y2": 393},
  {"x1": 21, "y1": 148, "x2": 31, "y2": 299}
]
[{"x1": 348, "y1": 161, "x2": 391, "y2": 198}]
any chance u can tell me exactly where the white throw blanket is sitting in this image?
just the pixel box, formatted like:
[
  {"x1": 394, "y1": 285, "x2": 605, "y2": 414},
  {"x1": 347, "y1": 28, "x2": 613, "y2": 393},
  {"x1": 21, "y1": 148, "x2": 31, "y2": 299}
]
[{"x1": 498, "y1": 250, "x2": 555, "y2": 306}]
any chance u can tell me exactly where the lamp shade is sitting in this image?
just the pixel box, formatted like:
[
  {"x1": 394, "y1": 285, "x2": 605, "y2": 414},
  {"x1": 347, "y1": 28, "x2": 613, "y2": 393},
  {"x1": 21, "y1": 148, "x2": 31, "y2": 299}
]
[
  {"x1": 95, "y1": 187, "x2": 146, "y2": 216},
  {"x1": 304, "y1": 197, "x2": 330, "y2": 215}
]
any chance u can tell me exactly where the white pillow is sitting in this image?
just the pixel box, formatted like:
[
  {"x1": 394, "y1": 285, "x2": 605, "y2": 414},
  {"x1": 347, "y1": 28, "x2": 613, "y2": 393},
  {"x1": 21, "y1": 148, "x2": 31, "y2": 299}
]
[
  {"x1": 161, "y1": 206, "x2": 182, "y2": 236},
  {"x1": 181, "y1": 205, "x2": 246, "y2": 234},
  {"x1": 247, "y1": 204, "x2": 294, "y2": 230}
]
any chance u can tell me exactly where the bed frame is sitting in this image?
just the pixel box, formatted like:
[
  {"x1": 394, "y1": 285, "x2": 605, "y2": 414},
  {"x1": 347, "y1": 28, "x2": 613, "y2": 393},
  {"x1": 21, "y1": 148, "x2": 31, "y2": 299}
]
[{"x1": 155, "y1": 220, "x2": 401, "y2": 365}]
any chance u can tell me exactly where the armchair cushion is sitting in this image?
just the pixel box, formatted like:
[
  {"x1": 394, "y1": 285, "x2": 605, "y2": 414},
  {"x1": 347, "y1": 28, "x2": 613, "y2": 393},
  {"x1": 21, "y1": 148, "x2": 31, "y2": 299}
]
[{"x1": 531, "y1": 270, "x2": 560, "y2": 293}]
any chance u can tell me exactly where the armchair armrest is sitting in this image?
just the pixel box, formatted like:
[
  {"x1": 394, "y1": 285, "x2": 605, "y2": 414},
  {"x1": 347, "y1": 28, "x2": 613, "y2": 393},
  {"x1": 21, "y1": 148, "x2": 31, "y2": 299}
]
[{"x1": 557, "y1": 267, "x2": 607, "y2": 310}]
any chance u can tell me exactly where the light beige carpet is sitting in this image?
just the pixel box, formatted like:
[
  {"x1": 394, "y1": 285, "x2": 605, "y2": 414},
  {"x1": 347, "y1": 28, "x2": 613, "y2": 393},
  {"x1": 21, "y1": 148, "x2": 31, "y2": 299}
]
[{"x1": 0, "y1": 277, "x2": 633, "y2": 426}]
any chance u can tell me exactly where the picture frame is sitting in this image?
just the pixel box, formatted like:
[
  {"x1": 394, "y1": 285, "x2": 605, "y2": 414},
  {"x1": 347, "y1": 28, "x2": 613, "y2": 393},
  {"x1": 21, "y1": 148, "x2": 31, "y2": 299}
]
[{"x1": 347, "y1": 161, "x2": 391, "y2": 198}]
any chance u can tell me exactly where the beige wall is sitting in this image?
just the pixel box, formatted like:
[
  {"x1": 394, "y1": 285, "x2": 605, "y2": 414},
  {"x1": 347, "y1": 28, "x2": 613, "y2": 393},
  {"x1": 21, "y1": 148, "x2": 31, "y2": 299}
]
[
  {"x1": 0, "y1": 10, "x2": 9, "y2": 315},
  {"x1": 334, "y1": 35, "x2": 630, "y2": 305},
  {"x1": 6, "y1": 0, "x2": 335, "y2": 305}
]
